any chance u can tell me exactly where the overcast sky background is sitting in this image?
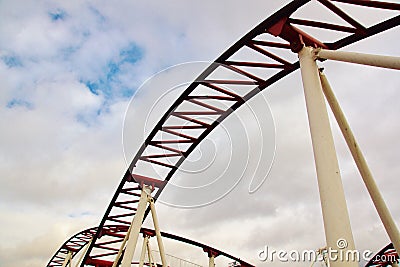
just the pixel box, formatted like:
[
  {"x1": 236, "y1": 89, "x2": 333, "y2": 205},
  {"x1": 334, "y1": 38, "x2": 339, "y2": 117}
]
[{"x1": 1, "y1": 1, "x2": 400, "y2": 266}]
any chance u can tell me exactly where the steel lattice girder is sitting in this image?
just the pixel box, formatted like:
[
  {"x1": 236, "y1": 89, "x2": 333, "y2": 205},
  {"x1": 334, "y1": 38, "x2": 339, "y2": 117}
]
[{"x1": 75, "y1": 0, "x2": 400, "y2": 265}]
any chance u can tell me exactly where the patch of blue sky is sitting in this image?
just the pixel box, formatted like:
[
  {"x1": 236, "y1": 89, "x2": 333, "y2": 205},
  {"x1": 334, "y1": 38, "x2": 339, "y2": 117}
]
[
  {"x1": 75, "y1": 102, "x2": 109, "y2": 127},
  {"x1": 6, "y1": 99, "x2": 33, "y2": 109},
  {"x1": 48, "y1": 8, "x2": 67, "y2": 21},
  {"x1": 68, "y1": 211, "x2": 92, "y2": 218},
  {"x1": 88, "y1": 5, "x2": 107, "y2": 25},
  {"x1": 83, "y1": 43, "x2": 144, "y2": 99},
  {"x1": 60, "y1": 46, "x2": 80, "y2": 61},
  {"x1": 1, "y1": 54, "x2": 23, "y2": 68}
]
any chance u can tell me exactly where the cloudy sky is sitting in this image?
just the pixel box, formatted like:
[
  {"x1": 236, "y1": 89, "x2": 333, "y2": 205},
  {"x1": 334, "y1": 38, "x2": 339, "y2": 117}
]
[{"x1": 1, "y1": 1, "x2": 400, "y2": 266}]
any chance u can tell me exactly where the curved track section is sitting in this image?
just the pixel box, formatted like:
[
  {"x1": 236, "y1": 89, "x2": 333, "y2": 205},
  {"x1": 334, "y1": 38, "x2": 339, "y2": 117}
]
[
  {"x1": 366, "y1": 243, "x2": 399, "y2": 267},
  {"x1": 47, "y1": 226, "x2": 254, "y2": 267},
  {"x1": 47, "y1": 227, "x2": 97, "y2": 267},
  {"x1": 81, "y1": 0, "x2": 400, "y2": 265}
]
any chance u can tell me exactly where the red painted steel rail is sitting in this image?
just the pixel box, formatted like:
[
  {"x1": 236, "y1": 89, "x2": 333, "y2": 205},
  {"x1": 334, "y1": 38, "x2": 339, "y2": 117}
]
[{"x1": 62, "y1": 0, "x2": 400, "y2": 265}]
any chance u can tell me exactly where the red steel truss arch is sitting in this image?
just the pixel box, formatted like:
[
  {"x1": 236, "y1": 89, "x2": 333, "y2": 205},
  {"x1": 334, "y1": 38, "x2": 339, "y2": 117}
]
[
  {"x1": 47, "y1": 226, "x2": 254, "y2": 267},
  {"x1": 77, "y1": 0, "x2": 400, "y2": 265}
]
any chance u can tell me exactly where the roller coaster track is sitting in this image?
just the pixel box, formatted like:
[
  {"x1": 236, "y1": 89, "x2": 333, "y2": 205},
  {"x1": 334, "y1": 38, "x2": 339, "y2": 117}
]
[
  {"x1": 64, "y1": 0, "x2": 400, "y2": 266},
  {"x1": 366, "y1": 243, "x2": 399, "y2": 267},
  {"x1": 47, "y1": 226, "x2": 254, "y2": 267}
]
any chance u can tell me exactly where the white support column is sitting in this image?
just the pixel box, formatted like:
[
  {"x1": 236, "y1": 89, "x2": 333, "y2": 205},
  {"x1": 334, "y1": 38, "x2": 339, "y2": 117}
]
[
  {"x1": 75, "y1": 239, "x2": 93, "y2": 267},
  {"x1": 319, "y1": 70, "x2": 400, "y2": 257},
  {"x1": 139, "y1": 235, "x2": 149, "y2": 267},
  {"x1": 121, "y1": 185, "x2": 153, "y2": 267},
  {"x1": 298, "y1": 46, "x2": 357, "y2": 267},
  {"x1": 62, "y1": 251, "x2": 72, "y2": 267},
  {"x1": 208, "y1": 255, "x2": 215, "y2": 267},
  {"x1": 204, "y1": 249, "x2": 218, "y2": 267},
  {"x1": 146, "y1": 238, "x2": 155, "y2": 267},
  {"x1": 149, "y1": 199, "x2": 168, "y2": 267},
  {"x1": 113, "y1": 226, "x2": 132, "y2": 267},
  {"x1": 315, "y1": 48, "x2": 400, "y2": 70}
]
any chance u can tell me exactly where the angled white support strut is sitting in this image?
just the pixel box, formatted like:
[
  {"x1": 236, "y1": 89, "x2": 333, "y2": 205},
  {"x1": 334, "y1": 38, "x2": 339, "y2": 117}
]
[
  {"x1": 139, "y1": 235, "x2": 149, "y2": 267},
  {"x1": 119, "y1": 184, "x2": 168, "y2": 267},
  {"x1": 62, "y1": 251, "x2": 72, "y2": 267},
  {"x1": 298, "y1": 46, "x2": 357, "y2": 267},
  {"x1": 75, "y1": 238, "x2": 93, "y2": 267},
  {"x1": 319, "y1": 70, "x2": 400, "y2": 256},
  {"x1": 121, "y1": 185, "x2": 152, "y2": 267},
  {"x1": 149, "y1": 199, "x2": 168, "y2": 267},
  {"x1": 314, "y1": 48, "x2": 400, "y2": 70}
]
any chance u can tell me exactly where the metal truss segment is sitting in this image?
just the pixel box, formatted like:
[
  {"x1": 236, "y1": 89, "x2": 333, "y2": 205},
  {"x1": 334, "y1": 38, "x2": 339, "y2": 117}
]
[
  {"x1": 365, "y1": 243, "x2": 399, "y2": 266},
  {"x1": 186, "y1": 98, "x2": 226, "y2": 112},
  {"x1": 201, "y1": 79, "x2": 259, "y2": 85},
  {"x1": 249, "y1": 40, "x2": 291, "y2": 49},
  {"x1": 329, "y1": 15, "x2": 400, "y2": 49},
  {"x1": 162, "y1": 124, "x2": 208, "y2": 129},
  {"x1": 96, "y1": 239, "x2": 124, "y2": 247},
  {"x1": 220, "y1": 63, "x2": 264, "y2": 82},
  {"x1": 200, "y1": 82, "x2": 242, "y2": 100},
  {"x1": 332, "y1": 0, "x2": 400, "y2": 11},
  {"x1": 139, "y1": 157, "x2": 177, "y2": 169},
  {"x1": 246, "y1": 42, "x2": 293, "y2": 65},
  {"x1": 141, "y1": 153, "x2": 182, "y2": 159},
  {"x1": 224, "y1": 60, "x2": 287, "y2": 69},
  {"x1": 170, "y1": 113, "x2": 211, "y2": 127},
  {"x1": 91, "y1": 251, "x2": 118, "y2": 258},
  {"x1": 288, "y1": 17, "x2": 357, "y2": 32},
  {"x1": 317, "y1": 0, "x2": 367, "y2": 32},
  {"x1": 160, "y1": 128, "x2": 198, "y2": 141},
  {"x1": 95, "y1": 245, "x2": 120, "y2": 252},
  {"x1": 106, "y1": 217, "x2": 132, "y2": 225}
]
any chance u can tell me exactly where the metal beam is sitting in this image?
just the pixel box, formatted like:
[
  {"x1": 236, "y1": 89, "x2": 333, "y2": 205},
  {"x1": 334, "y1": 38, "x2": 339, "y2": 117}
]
[
  {"x1": 319, "y1": 70, "x2": 400, "y2": 258},
  {"x1": 61, "y1": 251, "x2": 72, "y2": 267},
  {"x1": 315, "y1": 48, "x2": 400, "y2": 70},
  {"x1": 149, "y1": 199, "x2": 168, "y2": 267},
  {"x1": 121, "y1": 186, "x2": 152, "y2": 267},
  {"x1": 138, "y1": 235, "x2": 149, "y2": 267},
  {"x1": 298, "y1": 46, "x2": 357, "y2": 267}
]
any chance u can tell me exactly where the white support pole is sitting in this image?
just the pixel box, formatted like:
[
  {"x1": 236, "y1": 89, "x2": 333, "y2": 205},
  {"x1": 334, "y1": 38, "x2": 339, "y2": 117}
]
[
  {"x1": 149, "y1": 199, "x2": 168, "y2": 267},
  {"x1": 113, "y1": 226, "x2": 132, "y2": 267},
  {"x1": 75, "y1": 239, "x2": 93, "y2": 267},
  {"x1": 208, "y1": 255, "x2": 215, "y2": 267},
  {"x1": 121, "y1": 185, "x2": 152, "y2": 267},
  {"x1": 315, "y1": 48, "x2": 400, "y2": 70},
  {"x1": 62, "y1": 251, "x2": 72, "y2": 267},
  {"x1": 139, "y1": 236, "x2": 149, "y2": 267},
  {"x1": 319, "y1": 70, "x2": 400, "y2": 256},
  {"x1": 298, "y1": 46, "x2": 357, "y2": 267},
  {"x1": 146, "y1": 238, "x2": 155, "y2": 267}
]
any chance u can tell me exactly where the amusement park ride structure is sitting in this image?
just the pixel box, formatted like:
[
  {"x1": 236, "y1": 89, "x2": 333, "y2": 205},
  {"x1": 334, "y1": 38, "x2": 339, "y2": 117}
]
[{"x1": 47, "y1": 0, "x2": 400, "y2": 266}]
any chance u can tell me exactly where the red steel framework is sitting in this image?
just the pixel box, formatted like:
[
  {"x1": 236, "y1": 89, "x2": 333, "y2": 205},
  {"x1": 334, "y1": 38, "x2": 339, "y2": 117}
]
[
  {"x1": 48, "y1": 0, "x2": 400, "y2": 266},
  {"x1": 366, "y1": 243, "x2": 399, "y2": 267},
  {"x1": 47, "y1": 226, "x2": 254, "y2": 267}
]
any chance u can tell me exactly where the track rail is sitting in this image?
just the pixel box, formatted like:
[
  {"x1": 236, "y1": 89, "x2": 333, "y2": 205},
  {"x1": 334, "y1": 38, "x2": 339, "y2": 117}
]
[
  {"x1": 47, "y1": 226, "x2": 254, "y2": 267},
  {"x1": 365, "y1": 243, "x2": 399, "y2": 267},
  {"x1": 78, "y1": 0, "x2": 400, "y2": 265}
]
